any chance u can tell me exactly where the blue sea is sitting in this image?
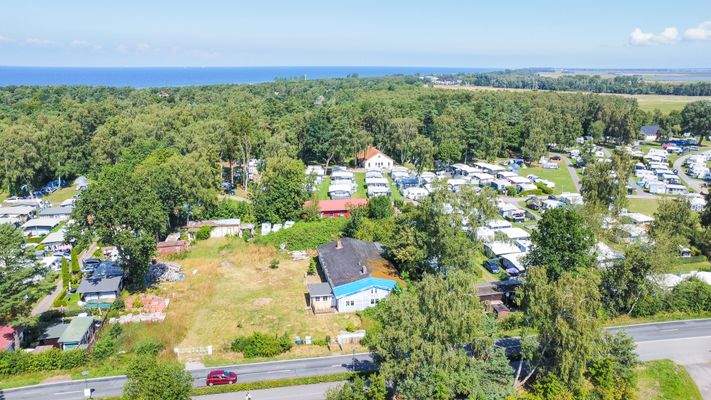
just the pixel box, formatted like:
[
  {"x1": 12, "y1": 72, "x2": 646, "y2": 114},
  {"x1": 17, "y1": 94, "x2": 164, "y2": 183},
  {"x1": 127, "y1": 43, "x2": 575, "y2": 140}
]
[{"x1": 0, "y1": 66, "x2": 496, "y2": 88}]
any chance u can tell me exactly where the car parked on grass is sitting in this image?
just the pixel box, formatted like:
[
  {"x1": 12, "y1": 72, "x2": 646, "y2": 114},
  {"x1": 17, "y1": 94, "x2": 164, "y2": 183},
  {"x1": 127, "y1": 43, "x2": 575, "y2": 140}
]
[{"x1": 206, "y1": 369, "x2": 238, "y2": 386}]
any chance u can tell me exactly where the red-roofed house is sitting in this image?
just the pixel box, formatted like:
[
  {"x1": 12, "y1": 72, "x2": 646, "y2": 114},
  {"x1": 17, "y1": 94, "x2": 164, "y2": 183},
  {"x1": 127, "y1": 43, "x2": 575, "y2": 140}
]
[
  {"x1": 306, "y1": 199, "x2": 368, "y2": 218},
  {"x1": 0, "y1": 325, "x2": 20, "y2": 351},
  {"x1": 357, "y1": 147, "x2": 394, "y2": 170}
]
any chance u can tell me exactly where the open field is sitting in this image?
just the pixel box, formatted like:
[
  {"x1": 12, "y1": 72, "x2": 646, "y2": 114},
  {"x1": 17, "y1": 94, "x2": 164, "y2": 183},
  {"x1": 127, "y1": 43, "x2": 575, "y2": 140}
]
[
  {"x1": 435, "y1": 85, "x2": 711, "y2": 113},
  {"x1": 316, "y1": 176, "x2": 331, "y2": 200},
  {"x1": 157, "y1": 237, "x2": 362, "y2": 362},
  {"x1": 637, "y1": 360, "x2": 703, "y2": 400},
  {"x1": 519, "y1": 164, "x2": 576, "y2": 194},
  {"x1": 626, "y1": 198, "x2": 660, "y2": 215},
  {"x1": 354, "y1": 172, "x2": 366, "y2": 198},
  {"x1": 667, "y1": 256, "x2": 711, "y2": 274},
  {"x1": 43, "y1": 186, "x2": 77, "y2": 205}
]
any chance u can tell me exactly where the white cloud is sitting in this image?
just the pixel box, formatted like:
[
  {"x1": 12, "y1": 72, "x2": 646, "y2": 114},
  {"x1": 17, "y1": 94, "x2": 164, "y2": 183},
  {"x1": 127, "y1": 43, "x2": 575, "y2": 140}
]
[
  {"x1": 25, "y1": 37, "x2": 55, "y2": 46},
  {"x1": 629, "y1": 26, "x2": 679, "y2": 46},
  {"x1": 684, "y1": 21, "x2": 711, "y2": 41},
  {"x1": 0, "y1": 35, "x2": 14, "y2": 44},
  {"x1": 117, "y1": 42, "x2": 152, "y2": 54},
  {"x1": 70, "y1": 39, "x2": 102, "y2": 51}
]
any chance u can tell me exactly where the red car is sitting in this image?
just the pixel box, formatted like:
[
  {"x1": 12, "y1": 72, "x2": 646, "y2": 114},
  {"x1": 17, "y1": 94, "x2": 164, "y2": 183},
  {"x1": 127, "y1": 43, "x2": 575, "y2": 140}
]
[{"x1": 206, "y1": 369, "x2": 238, "y2": 386}]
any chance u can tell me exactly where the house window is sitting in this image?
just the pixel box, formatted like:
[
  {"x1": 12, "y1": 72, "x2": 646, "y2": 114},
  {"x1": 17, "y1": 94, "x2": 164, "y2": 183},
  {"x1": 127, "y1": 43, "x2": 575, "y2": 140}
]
[{"x1": 370, "y1": 299, "x2": 375, "y2": 304}]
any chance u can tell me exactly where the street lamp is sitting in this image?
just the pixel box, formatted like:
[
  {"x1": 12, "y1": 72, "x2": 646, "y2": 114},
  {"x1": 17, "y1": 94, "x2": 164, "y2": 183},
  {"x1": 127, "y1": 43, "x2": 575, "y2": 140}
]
[{"x1": 82, "y1": 370, "x2": 93, "y2": 399}]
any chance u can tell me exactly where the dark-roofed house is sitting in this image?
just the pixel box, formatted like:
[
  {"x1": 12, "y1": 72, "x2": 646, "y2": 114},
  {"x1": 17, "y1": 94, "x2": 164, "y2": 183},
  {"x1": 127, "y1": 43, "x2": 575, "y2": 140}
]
[
  {"x1": 38, "y1": 322, "x2": 70, "y2": 348},
  {"x1": 38, "y1": 206, "x2": 73, "y2": 221},
  {"x1": 78, "y1": 275, "x2": 123, "y2": 307},
  {"x1": 640, "y1": 125, "x2": 661, "y2": 142},
  {"x1": 307, "y1": 238, "x2": 397, "y2": 313},
  {"x1": 58, "y1": 316, "x2": 97, "y2": 350}
]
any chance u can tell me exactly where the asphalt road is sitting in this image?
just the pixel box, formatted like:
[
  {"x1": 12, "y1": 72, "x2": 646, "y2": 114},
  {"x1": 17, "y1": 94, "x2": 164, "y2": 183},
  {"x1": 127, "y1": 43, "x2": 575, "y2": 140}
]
[
  {"x1": 673, "y1": 152, "x2": 707, "y2": 194},
  {"x1": 3, "y1": 320, "x2": 711, "y2": 400},
  {"x1": 0, "y1": 354, "x2": 374, "y2": 400}
]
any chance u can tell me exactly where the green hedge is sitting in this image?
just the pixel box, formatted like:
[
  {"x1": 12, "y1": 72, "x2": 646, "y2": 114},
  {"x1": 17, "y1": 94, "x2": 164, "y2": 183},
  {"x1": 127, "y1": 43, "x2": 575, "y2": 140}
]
[
  {"x1": 192, "y1": 372, "x2": 357, "y2": 396},
  {"x1": 230, "y1": 333, "x2": 292, "y2": 358},
  {"x1": 254, "y1": 218, "x2": 347, "y2": 250},
  {"x1": 0, "y1": 349, "x2": 87, "y2": 376}
]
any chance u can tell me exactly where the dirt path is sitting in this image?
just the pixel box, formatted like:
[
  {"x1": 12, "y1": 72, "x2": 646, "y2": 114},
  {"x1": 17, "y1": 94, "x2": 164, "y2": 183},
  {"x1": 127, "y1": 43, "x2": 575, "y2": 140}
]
[{"x1": 31, "y1": 279, "x2": 62, "y2": 316}]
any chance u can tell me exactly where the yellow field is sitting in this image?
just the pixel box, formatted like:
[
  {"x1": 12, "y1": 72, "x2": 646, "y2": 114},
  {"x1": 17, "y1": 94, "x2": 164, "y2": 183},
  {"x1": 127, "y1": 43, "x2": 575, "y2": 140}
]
[{"x1": 434, "y1": 85, "x2": 711, "y2": 113}]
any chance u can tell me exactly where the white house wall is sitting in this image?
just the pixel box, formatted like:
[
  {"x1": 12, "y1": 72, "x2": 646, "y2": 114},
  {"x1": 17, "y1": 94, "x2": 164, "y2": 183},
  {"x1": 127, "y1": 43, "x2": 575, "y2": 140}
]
[
  {"x1": 364, "y1": 154, "x2": 394, "y2": 170},
  {"x1": 336, "y1": 287, "x2": 391, "y2": 312}
]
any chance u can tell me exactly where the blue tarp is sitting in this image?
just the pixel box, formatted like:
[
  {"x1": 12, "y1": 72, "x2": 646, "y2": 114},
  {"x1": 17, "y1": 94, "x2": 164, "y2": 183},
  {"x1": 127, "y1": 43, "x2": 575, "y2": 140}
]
[{"x1": 332, "y1": 277, "x2": 397, "y2": 299}]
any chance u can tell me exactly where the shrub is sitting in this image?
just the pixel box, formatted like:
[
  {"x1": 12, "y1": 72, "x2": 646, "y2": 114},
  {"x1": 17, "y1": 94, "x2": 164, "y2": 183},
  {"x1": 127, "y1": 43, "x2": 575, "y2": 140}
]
[
  {"x1": 124, "y1": 355, "x2": 192, "y2": 400},
  {"x1": 60, "y1": 259, "x2": 70, "y2": 289},
  {"x1": 92, "y1": 334, "x2": 118, "y2": 361},
  {"x1": 203, "y1": 198, "x2": 255, "y2": 223},
  {"x1": 195, "y1": 226, "x2": 212, "y2": 241},
  {"x1": 254, "y1": 218, "x2": 347, "y2": 251},
  {"x1": 230, "y1": 332, "x2": 293, "y2": 358},
  {"x1": 134, "y1": 339, "x2": 165, "y2": 356},
  {"x1": 536, "y1": 182, "x2": 554, "y2": 195},
  {"x1": 112, "y1": 297, "x2": 125, "y2": 311},
  {"x1": 52, "y1": 289, "x2": 67, "y2": 307},
  {"x1": 269, "y1": 258, "x2": 280, "y2": 269},
  {"x1": 307, "y1": 258, "x2": 317, "y2": 275},
  {"x1": 0, "y1": 349, "x2": 87, "y2": 376},
  {"x1": 70, "y1": 248, "x2": 80, "y2": 274},
  {"x1": 368, "y1": 196, "x2": 393, "y2": 219}
]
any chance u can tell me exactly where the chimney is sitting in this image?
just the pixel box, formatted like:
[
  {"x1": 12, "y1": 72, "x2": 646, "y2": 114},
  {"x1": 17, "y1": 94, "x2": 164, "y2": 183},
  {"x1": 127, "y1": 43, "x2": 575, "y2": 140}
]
[{"x1": 336, "y1": 239, "x2": 343, "y2": 249}]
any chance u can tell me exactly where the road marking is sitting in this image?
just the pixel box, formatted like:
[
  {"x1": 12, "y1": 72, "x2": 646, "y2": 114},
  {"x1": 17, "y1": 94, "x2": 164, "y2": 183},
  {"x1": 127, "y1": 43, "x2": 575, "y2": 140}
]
[
  {"x1": 239, "y1": 369, "x2": 293, "y2": 375},
  {"x1": 660, "y1": 328, "x2": 679, "y2": 332},
  {"x1": 635, "y1": 335, "x2": 711, "y2": 344}
]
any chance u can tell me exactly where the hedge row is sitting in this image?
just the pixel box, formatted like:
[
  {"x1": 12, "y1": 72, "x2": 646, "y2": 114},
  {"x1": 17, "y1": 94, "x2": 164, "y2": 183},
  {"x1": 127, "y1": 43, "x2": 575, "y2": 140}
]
[
  {"x1": 0, "y1": 349, "x2": 88, "y2": 376},
  {"x1": 254, "y1": 218, "x2": 347, "y2": 250},
  {"x1": 192, "y1": 372, "x2": 358, "y2": 396}
]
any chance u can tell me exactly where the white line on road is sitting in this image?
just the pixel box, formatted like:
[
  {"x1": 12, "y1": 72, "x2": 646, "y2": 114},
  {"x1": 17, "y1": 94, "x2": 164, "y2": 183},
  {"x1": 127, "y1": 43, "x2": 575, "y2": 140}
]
[
  {"x1": 635, "y1": 335, "x2": 711, "y2": 344},
  {"x1": 239, "y1": 369, "x2": 294, "y2": 375},
  {"x1": 54, "y1": 390, "x2": 82, "y2": 395}
]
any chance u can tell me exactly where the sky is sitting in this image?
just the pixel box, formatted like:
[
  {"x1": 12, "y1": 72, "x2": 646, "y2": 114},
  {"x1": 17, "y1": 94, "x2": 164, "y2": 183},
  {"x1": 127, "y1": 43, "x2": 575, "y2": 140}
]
[{"x1": 0, "y1": 0, "x2": 710, "y2": 68}]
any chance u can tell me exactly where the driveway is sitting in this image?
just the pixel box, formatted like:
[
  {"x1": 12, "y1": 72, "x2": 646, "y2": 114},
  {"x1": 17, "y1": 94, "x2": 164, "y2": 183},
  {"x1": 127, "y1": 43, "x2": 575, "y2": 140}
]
[
  {"x1": 685, "y1": 363, "x2": 711, "y2": 400},
  {"x1": 673, "y1": 152, "x2": 708, "y2": 194}
]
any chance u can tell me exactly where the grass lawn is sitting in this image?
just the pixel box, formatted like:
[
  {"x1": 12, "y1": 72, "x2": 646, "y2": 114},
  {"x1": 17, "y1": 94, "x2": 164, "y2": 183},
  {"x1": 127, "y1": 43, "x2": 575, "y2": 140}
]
[
  {"x1": 631, "y1": 95, "x2": 711, "y2": 114},
  {"x1": 316, "y1": 176, "x2": 331, "y2": 200},
  {"x1": 387, "y1": 176, "x2": 403, "y2": 202},
  {"x1": 626, "y1": 198, "x2": 660, "y2": 215},
  {"x1": 666, "y1": 256, "x2": 711, "y2": 274},
  {"x1": 637, "y1": 360, "x2": 703, "y2": 400},
  {"x1": 44, "y1": 186, "x2": 77, "y2": 205},
  {"x1": 519, "y1": 165, "x2": 576, "y2": 194},
  {"x1": 354, "y1": 172, "x2": 366, "y2": 198},
  {"x1": 144, "y1": 237, "x2": 363, "y2": 363},
  {"x1": 437, "y1": 85, "x2": 710, "y2": 114}
]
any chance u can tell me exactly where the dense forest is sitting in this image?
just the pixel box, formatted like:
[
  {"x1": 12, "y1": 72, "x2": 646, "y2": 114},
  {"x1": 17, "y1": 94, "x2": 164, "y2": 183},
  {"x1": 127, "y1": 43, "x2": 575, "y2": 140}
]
[
  {"x1": 3, "y1": 75, "x2": 701, "y2": 197},
  {"x1": 448, "y1": 70, "x2": 711, "y2": 96}
]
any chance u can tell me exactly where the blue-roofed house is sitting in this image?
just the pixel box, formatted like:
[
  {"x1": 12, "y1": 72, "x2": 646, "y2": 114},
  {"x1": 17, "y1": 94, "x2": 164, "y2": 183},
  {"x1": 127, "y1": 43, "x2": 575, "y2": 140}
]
[
  {"x1": 307, "y1": 238, "x2": 397, "y2": 313},
  {"x1": 640, "y1": 125, "x2": 661, "y2": 142}
]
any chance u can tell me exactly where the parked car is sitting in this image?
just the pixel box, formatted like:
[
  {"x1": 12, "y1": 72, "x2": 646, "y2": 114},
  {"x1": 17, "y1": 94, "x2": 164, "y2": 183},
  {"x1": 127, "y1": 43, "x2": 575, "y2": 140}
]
[
  {"x1": 206, "y1": 370, "x2": 238, "y2": 386},
  {"x1": 483, "y1": 258, "x2": 501, "y2": 274},
  {"x1": 550, "y1": 155, "x2": 561, "y2": 161}
]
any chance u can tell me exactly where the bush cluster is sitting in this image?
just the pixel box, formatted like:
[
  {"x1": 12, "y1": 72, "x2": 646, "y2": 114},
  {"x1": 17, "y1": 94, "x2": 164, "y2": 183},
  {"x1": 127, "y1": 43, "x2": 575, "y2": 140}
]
[
  {"x1": 634, "y1": 278, "x2": 711, "y2": 317},
  {"x1": 195, "y1": 226, "x2": 213, "y2": 241},
  {"x1": 230, "y1": 332, "x2": 292, "y2": 358},
  {"x1": 134, "y1": 339, "x2": 165, "y2": 356},
  {"x1": 92, "y1": 323, "x2": 123, "y2": 361},
  {"x1": 0, "y1": 349, "x2": 87, "y2": 376},
  {"x1": 254, "y1": 218, "x2": 347, "y2": 250}
]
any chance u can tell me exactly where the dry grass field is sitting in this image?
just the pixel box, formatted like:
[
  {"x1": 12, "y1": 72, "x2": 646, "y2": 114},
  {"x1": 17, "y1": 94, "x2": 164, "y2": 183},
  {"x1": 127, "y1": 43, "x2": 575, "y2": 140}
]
[{"x1": 133, "y1": 237, "x2": 363, "y2": 362}]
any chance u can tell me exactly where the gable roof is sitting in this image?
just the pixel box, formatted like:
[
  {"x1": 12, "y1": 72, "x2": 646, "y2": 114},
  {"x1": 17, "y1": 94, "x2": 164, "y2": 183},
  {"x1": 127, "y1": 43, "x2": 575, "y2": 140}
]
[
  {"x1": 21, "y1": 217, "x2": 61, "y2": 229},
  {"x1": 38, "y1": 206, "x2": 73, "y2": 217},
  {"x1": 58, "y1": 316, "x2": 94, "y2": 344},
  {"x1": 641, "y1": 125, "x2": 661, "y2": 136},
  {"x1": 332, "y1": 277, "x2": 397, "y2": 299},
  {"x1": 307, "y1": 199, "x2": 368, "y2": 213},
  {"x1": 317, "y1": 238, "x2": 385, "y2": 287},
  {"x1": 78, "y1": 275, "x2": 122, "y2": 294},
  {"x1": 357, "y1": 146, "x2": 391, "y2": 162}
]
